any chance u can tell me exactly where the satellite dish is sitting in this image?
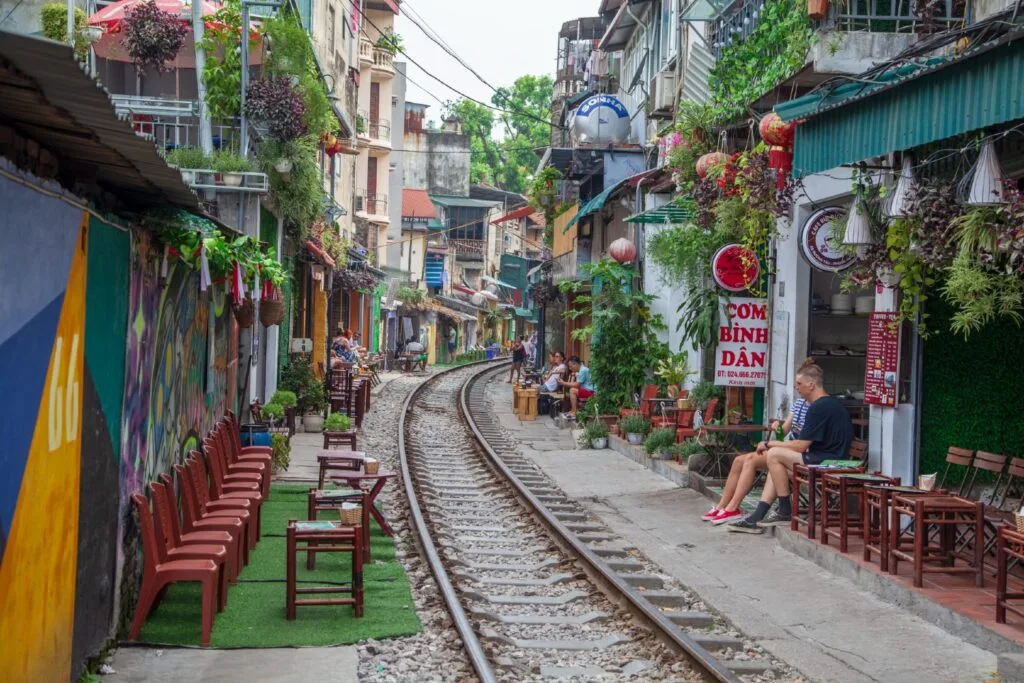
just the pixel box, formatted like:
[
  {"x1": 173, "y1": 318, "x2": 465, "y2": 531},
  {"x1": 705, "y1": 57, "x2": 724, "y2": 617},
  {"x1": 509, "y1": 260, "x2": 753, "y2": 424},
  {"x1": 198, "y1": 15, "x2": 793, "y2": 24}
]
[{"x1": 572, "y1": 95, "x2": 631, "y2": 145}]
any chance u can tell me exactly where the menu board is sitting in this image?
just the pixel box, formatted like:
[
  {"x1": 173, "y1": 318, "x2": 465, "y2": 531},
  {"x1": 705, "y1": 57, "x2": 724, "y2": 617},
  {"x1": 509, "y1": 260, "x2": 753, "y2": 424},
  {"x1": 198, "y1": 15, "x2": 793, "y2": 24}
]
[{"x1": 863, "y1": 312, "x2": 900, "y2": 407}]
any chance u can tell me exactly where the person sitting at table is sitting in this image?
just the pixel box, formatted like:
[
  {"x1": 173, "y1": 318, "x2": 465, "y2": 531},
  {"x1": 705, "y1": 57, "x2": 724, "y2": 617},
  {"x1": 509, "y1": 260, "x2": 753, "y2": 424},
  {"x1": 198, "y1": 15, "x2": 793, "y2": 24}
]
[
  {"x1": 558, "y1": 356, "x2": 595, "y2": 420},
  {"x1": 727, "y1": 360, "x2": 854, "y2": 534},
  {"x1": 332, "y1": 326, "x2": 357, "y2": 364},
  {"x1": 404, "y1": 337, "x2": 426, "y2": 371},
  {"x1": 540, "y1": 351, "x2": 567, "y2": 393},
  {"x1": 704, "y1": 359, "x2": 815, "y2": 527}
]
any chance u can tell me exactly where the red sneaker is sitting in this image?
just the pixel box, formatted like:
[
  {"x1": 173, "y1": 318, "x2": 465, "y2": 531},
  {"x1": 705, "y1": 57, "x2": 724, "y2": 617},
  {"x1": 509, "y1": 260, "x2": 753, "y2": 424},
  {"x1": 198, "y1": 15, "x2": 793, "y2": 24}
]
[
  {"x1": 701, "y1": 508, "x2": 720, "y2": 522},
  {"x1": 711, "y1": 509, "x2": 742, "y2": 526}
]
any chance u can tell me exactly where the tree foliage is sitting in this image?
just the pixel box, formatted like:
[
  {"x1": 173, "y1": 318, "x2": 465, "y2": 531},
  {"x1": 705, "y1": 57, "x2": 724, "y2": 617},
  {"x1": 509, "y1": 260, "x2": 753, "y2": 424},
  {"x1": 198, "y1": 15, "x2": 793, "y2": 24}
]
[{"x1": 442, "y1": 74, "x2": 553, "y2": 193}]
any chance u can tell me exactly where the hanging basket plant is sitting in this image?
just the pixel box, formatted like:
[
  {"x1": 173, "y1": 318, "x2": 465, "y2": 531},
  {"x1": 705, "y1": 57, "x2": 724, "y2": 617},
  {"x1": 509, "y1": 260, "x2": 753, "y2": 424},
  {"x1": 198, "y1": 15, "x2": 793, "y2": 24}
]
[
  {"x1": 233, "y1": 298, "x2": 255, "y2": 328},
  {"x1": 122, "y1": 0, "x2": 189, "y2": 73},
  {"x1": 245, "y1": 76, "x2": 308, "y2": 142},
  {"x1": 334, "y1": 268, "x2": 379, "y2": 291}
]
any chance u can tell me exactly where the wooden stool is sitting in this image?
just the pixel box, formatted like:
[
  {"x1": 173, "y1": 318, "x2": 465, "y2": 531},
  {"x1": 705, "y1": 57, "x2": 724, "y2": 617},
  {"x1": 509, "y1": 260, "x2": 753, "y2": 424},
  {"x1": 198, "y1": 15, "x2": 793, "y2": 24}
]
[
  {"x1": 323, "y1": 430, "x2": 358, "y2": 451},
  {"x1": 286, "y1": 519, "x2": 363, "y2": 619},
  {"x1": 317, "y1": 451, "x2": 365, "y2": 489},
  {"x1": 821, "y1": 472, "x2": 899, "y2": 552},
  {"x1": 890, "y1": 494, "x2": 984, "y2": 588},
  {"x1": 863, "y1": 484, "x2": 940, "y2": 572},
  {"x1": 308, "y1": 488, "x2": 372, "y2": 563},
  {"x1": 519, "y1": 388, "x2": 538, "y2": 421},
  {"x1": 791, "y1": 463, "x2": 864, "y2": 539},
  {"x1": 997, "y1": 526, "x2": 1024, "y2": 624}
]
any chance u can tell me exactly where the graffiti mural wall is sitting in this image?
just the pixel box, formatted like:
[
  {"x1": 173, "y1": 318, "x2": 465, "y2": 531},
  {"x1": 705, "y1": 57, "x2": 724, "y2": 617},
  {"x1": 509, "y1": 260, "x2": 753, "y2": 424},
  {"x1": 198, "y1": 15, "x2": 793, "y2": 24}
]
[
  {"x1": 0, "y1": 176, "x2": 89, "y2": 681},
  {"x1": 117, "y1": 232, "x2": 236, "y2": 625}
]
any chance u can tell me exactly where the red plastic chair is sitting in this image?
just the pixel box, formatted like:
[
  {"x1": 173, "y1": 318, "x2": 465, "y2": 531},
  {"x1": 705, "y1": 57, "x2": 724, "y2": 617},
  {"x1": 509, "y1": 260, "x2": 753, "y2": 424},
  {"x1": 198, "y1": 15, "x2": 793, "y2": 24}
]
[
  {"x1": 206, "y1": 434, "x2": 264, "y2": 493},
  {"x1": 205, "y1": 439, "x2": 263, "y2": 496},
  {"x1": 226, "y1": 410, "x2": 273, "y2": 459},
  {"x1": 128, "y1": 493, "x2": 225, "y2": 647},
  {"x1": 176, "y1": 458, "x2": 256, "y2": 552},
  {"x1": 215, "y1": 423, "x2": 271, "y2": 498},
  {"x1": 152, "y1": 478, "x2": 241, "y2": 583},
  {"x1": 193, "y1": 451, "x2": 264, "y2": 539},
  {"x1": 620, "y1": 385, "x2": 658, "y2": 419}
]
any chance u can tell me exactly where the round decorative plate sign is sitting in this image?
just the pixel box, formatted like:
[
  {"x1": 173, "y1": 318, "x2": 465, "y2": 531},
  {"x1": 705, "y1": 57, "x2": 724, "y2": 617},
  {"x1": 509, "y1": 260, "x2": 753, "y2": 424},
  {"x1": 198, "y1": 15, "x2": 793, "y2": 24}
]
[
  {"x1": 712, "y1": 244, "x2": 760, "y2": 292},
  {"x1": 800, "y1": 207, "x2": 857, "y2": 271}
]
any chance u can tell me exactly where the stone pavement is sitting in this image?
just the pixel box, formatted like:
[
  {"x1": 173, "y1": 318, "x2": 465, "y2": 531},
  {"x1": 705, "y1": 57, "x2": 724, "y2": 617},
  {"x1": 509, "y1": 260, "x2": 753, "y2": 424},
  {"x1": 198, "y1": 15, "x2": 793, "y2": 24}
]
[{"x1": 487, "y1": 377, "x2": 999, "y2": 683}]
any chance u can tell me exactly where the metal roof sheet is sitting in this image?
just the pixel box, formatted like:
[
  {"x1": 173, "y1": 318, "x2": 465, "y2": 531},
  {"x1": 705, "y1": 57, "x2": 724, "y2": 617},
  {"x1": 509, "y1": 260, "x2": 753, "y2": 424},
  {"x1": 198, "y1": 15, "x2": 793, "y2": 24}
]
[
  {"x1": 0, "y1": 31, "x2": 199, "y2": 210},
  {"x1": 429, "y1": 194, "x2": 500, "y2": 209}
]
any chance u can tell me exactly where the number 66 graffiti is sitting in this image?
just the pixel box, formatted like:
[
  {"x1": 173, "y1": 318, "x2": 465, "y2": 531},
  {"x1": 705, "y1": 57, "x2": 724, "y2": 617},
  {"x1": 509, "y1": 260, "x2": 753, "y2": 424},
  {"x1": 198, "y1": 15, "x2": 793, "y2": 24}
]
[{"x1": 48, "y1": 333, "x2": 81, "y2": 452}]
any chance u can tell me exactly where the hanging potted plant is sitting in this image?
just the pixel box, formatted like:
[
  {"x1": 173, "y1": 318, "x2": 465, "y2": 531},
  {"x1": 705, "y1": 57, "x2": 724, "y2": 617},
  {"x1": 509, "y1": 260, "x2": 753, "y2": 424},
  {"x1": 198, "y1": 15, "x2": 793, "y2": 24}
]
[
  {"x1": 621, "y1": 415, "x2": 649, "y2": 446},
  {"x1": 245, "y1": 76, "x2": 308, "y2": 142},
  {"x1": 122, "y1": 0, "x2": 189, "y2": 73},
  {"x1": 165, "y1": 146, "x2": 211, "y2": 185}
]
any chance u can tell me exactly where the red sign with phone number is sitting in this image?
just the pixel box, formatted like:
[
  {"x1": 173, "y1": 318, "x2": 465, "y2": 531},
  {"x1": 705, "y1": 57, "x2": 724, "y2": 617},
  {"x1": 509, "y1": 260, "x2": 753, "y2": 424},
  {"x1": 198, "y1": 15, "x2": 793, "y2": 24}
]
[{"x1": 864, "y1": 312, "x2": 900, "y2": 407}]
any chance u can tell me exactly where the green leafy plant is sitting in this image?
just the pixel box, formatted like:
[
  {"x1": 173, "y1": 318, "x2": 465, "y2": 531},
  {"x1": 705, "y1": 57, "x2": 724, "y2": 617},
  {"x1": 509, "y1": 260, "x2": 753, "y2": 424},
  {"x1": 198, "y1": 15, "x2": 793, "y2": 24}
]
[
  {"x1": 200, "y1": 0, "x2": 252, "y2": 120},
  {"x1": 674, "y1": 438, "x2": 707, "y2": 462},
  {"x1": 271, "y1": 433, "x2": 291, "y2": 471},
  {"x1": 708, "y1": 0, "x2": 813, "y2": 121},
  {"x1": 689, "y1": 380, "x2": 724, "y2": 410},
  {"x1": 324, "y1": 412, "x2": 352, "y2": 432},
  {"x1": 261, "y1": 402, "x2": 284, "y2": 422},
  {"x1": 578, "y1": 420, "x2": 610, "y2": 448},
  {"x1": 654, "y1": 352, "x2": 695, "y2": 387},
  {"x1": 269, "y1": 390, "x2": 297, "y2": 409},
  {"x1": 41, "y1": 4, "x2": 88, "y2": 59},
  {"x1": 561, "y1": 259, "x2": 669, "y2": 414},
  {"x1": 396, "y1": 286, "x2": 425, "y2": 305},
  {"x1": 257, "y1": 136, "x2": 326, "y2": 237},
  {"x1": 621, "y1": 414, "x2": 650, "y2": 437},
  {"x1": 212, "y1": 149, "x2": 252, "y2": 173},
  {"x1": 299, "y1": 379, "x2": 327, "y2": 415},
  {"x1": 280, "y1": 355, "x2": 316, "y2": 397},
  {"x1": 165, "y1": 147, "x2": 212, "y2": 169},
  {"x1": 375, "y1": 27, "x2": 404, "y2": 55},
  {"x1": 356, "y1": 114, "x2": 367, "y2": 134},
  {"x1": 245, "y1": 76, "x2": 307, "y2": 141},
  {"x1": 528, "y1": 167, "x2": 572, "y2": 248},
  {"x1": 644, "y1": 427, "x2": 677, "y2": 456}
]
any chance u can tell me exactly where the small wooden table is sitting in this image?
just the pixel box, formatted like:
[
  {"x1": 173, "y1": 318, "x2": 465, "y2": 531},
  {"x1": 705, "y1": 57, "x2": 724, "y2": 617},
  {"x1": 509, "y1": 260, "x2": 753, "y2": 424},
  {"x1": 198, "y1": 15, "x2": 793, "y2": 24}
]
[
  {"x1": 863, "y1": 484, "x2": 942, "y2": 572},
  {"x1": 316, "y1": 450, "x2": 366, "y2": 488},
  {"x1": 997, "y1": 526, "x2": 1024, "y2": 624},
  {"x1": 286, "y1": 519, "x2": 363, "y2": 619},
  {"x1": 820, "y1": 472, "x2": 899, "y2": 552},
  {"x1": 307, "y1": 488, "x2": 372, "y2": 562},
  {"x1": 890, "y1": 494, "x2": 984, "y2": 588},
  {"x1": 792, "y1": 462, "x2": 865, "y2": 540},
  {"x1": 331, "y1": 468, "x2": 397, "y2": 537}
]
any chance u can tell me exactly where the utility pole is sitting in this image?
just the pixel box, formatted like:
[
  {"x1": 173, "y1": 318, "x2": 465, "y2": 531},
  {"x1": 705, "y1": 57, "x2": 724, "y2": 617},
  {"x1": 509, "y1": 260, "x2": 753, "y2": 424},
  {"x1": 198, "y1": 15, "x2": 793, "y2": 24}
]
[{"x1": 193, "y1": 0, "x2": 213, "y2": 154}]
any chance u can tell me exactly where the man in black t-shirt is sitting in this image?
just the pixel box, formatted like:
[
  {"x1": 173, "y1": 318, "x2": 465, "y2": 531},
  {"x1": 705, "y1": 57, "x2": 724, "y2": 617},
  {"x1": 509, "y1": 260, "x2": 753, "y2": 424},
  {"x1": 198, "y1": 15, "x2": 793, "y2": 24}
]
[{"x1": 733, "y1": 362, "x2": 851, "y2": 532}]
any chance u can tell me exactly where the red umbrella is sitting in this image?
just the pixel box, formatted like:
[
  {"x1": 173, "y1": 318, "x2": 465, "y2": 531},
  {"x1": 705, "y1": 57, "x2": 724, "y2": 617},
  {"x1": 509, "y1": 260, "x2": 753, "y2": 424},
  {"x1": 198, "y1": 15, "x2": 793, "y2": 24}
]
[{"x1": 89, "y1": 0, "x2": 221, "y2": 32}]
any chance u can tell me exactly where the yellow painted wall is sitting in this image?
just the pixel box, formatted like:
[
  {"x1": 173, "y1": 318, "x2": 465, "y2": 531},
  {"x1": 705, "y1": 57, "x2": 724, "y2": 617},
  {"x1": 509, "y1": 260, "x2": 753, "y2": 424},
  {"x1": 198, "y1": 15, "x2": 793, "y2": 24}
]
[
  {"x1": 552, "y1": 205, "x2": 578, "y2": 258},
  {"x1": 427, "y1": 323, "x2": 436, "y2": 364},
  {"x1": 0, "y1": 217, "x2": 86, "y2": 682},
  {"x1": 312, "y1": 286, "x2": 327, "y2": 378}
]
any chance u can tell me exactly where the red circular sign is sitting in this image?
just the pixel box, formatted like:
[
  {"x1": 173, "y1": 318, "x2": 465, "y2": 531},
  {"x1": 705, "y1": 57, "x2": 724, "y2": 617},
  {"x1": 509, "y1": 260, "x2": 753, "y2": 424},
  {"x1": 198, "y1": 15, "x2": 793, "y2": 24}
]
[{"x1": 712, "y1": 244, "x2": 760, "y2": 292}]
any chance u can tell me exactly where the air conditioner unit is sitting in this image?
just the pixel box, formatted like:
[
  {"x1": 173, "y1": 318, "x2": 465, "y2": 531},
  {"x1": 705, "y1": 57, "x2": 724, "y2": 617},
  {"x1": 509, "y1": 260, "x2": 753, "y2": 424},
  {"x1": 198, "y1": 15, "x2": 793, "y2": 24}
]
[{"x1": 654, "y1": 71, "x2": 677, "y2": 111}]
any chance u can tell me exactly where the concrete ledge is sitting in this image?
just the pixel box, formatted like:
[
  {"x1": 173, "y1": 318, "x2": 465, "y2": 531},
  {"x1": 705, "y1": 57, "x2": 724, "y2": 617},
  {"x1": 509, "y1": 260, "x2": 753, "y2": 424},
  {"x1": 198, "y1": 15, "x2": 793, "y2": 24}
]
[
  {"x1": 776, "y1": 526, "x2": 1024, "y2": 657},
  {"x1": 999, "y1": 653, "x2": 1024, "y2": 682},
  {"x1": 607, "y1": 435, "x2": 689, "y2": 487}
]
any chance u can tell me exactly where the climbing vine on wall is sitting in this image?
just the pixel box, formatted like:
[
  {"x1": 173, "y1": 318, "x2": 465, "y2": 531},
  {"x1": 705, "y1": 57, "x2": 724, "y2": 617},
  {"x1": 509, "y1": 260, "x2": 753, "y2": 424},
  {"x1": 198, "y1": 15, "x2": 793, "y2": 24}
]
[{"x1": 708, "y1": 0, "x2": 814, "y2": 121}]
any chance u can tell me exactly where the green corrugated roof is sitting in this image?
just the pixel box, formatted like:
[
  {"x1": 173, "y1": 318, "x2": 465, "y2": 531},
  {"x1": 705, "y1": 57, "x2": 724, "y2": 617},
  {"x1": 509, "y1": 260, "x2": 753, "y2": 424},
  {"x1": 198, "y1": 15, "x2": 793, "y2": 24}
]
[
  {"x1": 565, "y1": 181, "x2": 624, "y2": 233},
  {"x1": 777, "y1": 40, "x2": 1024, "y2": 176},
  {"x1": 429, "y1": 194, "x2": 500, "y2": 209},
  {"x1": 625, "y1": 203, "x2": 693, "y2": 224},
  {"x1": 427, "y1": 218, "x2": 444, "y2": 230}
]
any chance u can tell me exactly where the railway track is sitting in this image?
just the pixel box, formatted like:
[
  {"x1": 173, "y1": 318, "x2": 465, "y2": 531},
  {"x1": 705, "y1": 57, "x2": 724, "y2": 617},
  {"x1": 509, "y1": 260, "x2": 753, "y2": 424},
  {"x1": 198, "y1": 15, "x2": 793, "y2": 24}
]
[{"x1": 399, "y1": 362, "x2": 784, "y2": 683}]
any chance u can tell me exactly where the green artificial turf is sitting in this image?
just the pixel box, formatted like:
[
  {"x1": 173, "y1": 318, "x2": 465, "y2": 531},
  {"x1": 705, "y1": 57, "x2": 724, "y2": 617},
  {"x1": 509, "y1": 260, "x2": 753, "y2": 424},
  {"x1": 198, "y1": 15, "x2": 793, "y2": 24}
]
[{"x1": 136, "y1": 484, "x2": 421, "y2": 648}]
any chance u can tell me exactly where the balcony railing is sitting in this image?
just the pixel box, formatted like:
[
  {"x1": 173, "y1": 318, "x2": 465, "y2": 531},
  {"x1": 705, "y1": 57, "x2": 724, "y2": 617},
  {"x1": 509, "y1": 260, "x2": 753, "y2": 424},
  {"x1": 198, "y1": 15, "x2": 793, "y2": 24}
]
[
  {"x1": 359, "y1": 38, "x2": 373, "y2": 65},
  {"x1": 371, "y1": 47, "x2": 395, "y2": 75},
  {"x1": 112, "y1": 95, "x2": 243, "y2": 151},
  {"x1": 709, "y1": 0, "x2": 965, "y2": 55},
  {"x1": 179, "y1": 169, "x2": 269, "y2": 193},
  {"x1": 356, "y1": 191, "x2": 388, "y2": 217}
]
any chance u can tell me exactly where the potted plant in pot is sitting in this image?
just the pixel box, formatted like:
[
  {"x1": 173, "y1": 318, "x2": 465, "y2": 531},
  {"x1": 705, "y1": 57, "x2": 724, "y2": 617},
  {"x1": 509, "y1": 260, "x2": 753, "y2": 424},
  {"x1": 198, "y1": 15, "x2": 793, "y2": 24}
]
[
  {"x1": 299, "y1": 380, "x2": 327, "y2": 432},
  {"x1": 727, "y1": 406, "x2": 744, "y2": 425},
  {"x1": 271, "y1": 433, "x2": 291, "y2": 473},
  {"x1": 269, "y1": 389, "x2": 298, "y2": 433},
  {"x1": 324, "y1": 412, "x2": 352, "y2": 435},
  {"x1": 261, "y1": 401, "x2": 285, "y2": 427},
  {"x1": 621, "y1": 415, "x2": 649, "y2": 446},
  {"x1": 579, "y1": 420, "x2": 610, "y2": 449},
  {"x1": 654, "y1": 352, "x2": 694, "y2": 399},
  {"x1": 644, "y1": 428, "x2": 677, "y2": 460},
  {"x1": 165, "y1": 146, "x2": 211, "y2": 185},
  {"x1": 674, "y1": 438, "x2": 707, "y2": 465},
  {"x1": 213, "y1": 149, "x2": 252, "y2": 187}
]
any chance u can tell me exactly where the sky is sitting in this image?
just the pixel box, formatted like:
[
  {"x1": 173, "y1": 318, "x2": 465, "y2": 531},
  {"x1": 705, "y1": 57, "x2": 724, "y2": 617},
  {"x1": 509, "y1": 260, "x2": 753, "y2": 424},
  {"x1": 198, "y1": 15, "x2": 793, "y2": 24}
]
[{"x1": 394, "y1": 0, "x2": 601, "y2": 122}]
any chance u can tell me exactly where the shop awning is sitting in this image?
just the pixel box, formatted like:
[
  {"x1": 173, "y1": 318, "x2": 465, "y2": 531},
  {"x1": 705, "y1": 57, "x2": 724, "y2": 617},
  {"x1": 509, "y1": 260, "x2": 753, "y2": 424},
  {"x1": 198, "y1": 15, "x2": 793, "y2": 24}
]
[
  {"x1": 776, "y1": 29, "x2": 1024, "y2": 176},
  {"x1": 565, "y1": 168, "x2": 659, "y2": 233},
  {"x1": 437, "y1": 306, "x2": 476, "y2": 323},
  {"x1": 481, "y1": 275, "x2": 517, "y2": 289},
  {"x1": 626, "y1": 202, "x2": 694, "y2": 224},
  {"x1": 305, "y1": 240, "x2": 336, "y2": 267}
]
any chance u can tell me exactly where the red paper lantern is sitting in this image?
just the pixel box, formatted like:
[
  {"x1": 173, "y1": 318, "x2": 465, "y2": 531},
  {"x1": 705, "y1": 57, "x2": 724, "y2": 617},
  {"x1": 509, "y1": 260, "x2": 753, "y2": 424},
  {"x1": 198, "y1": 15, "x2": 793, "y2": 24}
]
[
  {"x1": 695, "y1": 152, "x2": 730, "y2": 179},
  {"x1": 758, "y1": 112, "x2": 795, "y2": 148},
  {"x1": 608, "y1": 237, "x2": 637, "y2": 264}
]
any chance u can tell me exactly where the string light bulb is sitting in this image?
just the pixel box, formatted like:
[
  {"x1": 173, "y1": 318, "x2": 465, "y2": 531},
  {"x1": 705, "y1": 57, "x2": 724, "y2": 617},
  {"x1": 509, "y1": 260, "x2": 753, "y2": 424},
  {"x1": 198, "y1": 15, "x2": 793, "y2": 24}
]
[
  {"x1": 967, "y1": 140, "x2": 1005, "y2": 206},
  {"x1": 886, "y1": 154, "x2": 916, "y2": 219},
  {"x1": 843, "y1": 194, "x2": 873, "y2": 247}
]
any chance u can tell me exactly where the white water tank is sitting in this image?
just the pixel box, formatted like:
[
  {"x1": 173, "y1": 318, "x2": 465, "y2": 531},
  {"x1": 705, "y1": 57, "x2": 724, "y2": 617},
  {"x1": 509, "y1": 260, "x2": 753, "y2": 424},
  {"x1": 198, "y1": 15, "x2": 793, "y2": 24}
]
[{"x1": 571, "y1": 95, "x2": 631, "y2": 145}]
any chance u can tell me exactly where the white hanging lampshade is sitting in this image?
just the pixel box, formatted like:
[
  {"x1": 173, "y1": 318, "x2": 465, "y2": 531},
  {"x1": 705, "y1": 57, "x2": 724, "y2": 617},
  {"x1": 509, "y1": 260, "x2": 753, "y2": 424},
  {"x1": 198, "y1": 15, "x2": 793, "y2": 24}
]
[
  {"x1": 886, "y1": 154, "x2": 916, "y2": 219},
  {"x1": 968, "y1": 140, "x2": 1005, "y2": 206},
  {"x1": 843, "y1": 196, "x2": 873, "y2": 246}
]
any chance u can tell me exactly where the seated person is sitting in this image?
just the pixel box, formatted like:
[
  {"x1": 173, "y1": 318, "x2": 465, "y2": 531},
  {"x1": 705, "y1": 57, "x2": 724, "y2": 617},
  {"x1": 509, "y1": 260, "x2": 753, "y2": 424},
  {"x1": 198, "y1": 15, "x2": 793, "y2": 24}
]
[
  {"x1": 404, "y1": 337, "x2": 426, "y2": 370},
  {"x1": 704, "y1": 359, "x2": 815, "y2": 527},
  {"x1": 540, "y1": 351, "x2": 567, "y2": 393},
  {"x1": 728, "y1": 361, "x2": 854, "y2": 534},
  {"x1": 558, "y1": 356, "x2": 595, "y2": 419}
]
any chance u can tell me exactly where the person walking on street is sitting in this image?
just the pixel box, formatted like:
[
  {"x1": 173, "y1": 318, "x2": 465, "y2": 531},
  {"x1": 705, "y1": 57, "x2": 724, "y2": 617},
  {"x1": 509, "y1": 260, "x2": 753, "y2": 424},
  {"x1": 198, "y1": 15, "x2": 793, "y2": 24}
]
[{"x1": 509, "y1": 337, "x2": 525, "y2": 383}]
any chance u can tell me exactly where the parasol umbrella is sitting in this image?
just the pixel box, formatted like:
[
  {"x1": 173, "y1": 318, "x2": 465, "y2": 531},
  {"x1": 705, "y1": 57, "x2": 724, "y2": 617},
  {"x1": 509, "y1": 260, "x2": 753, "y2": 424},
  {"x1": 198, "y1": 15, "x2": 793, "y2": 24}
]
[{"x1": 88, "y1": 0, "x2": 222, "y2": 32}]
